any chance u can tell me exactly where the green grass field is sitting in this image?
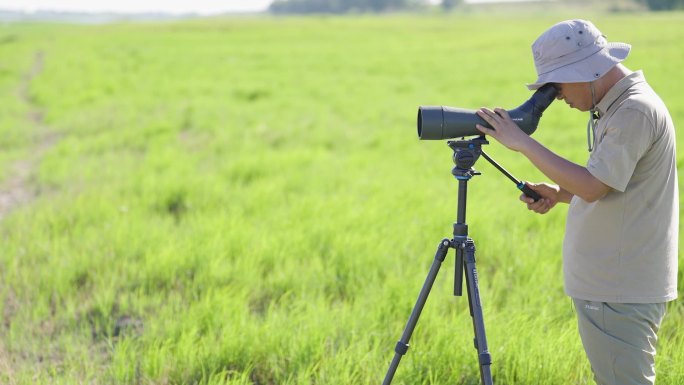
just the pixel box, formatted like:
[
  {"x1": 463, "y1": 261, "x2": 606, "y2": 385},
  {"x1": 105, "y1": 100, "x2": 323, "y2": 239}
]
[{"x1": 0, "y1": 10, "x2": 683, "y2": 385}]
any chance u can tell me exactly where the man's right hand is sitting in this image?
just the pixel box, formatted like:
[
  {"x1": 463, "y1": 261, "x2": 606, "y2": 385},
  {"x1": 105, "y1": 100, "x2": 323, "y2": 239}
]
[{"x1": 520, "y1": 182, "x2": 566, "y2": 214}]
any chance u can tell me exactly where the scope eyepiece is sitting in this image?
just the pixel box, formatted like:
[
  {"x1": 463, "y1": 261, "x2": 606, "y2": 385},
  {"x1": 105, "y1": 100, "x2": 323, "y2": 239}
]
[{"x1": 417, "y1": 83, "x2": 558, "y2": 140}]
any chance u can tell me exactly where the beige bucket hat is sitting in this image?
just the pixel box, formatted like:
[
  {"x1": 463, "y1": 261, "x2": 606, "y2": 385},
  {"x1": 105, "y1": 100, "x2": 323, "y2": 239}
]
[{"x1": 527, "y1": 19, "x2": 631, "y2": 90}]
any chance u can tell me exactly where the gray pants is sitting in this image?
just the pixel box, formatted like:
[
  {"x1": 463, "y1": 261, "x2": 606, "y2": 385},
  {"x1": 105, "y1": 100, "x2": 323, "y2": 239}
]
[{"x1": 573, "y1": 299, "x2": 666, "y2": 385}]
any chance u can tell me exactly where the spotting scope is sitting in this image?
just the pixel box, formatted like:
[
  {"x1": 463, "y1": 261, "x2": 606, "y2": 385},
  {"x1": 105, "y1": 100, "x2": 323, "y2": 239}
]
[{"x1": 417, "y1": 83, "x2": 558, "y2": 140}]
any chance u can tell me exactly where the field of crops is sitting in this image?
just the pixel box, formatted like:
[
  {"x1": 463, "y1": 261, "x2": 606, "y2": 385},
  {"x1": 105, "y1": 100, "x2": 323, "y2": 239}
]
[{"x1": 0, "y1": 10, "x2": 683, "y2": 385}]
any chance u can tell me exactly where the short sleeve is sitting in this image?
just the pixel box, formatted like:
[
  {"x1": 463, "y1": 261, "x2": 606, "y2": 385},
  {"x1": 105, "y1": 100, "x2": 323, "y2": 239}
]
[{"x1": 587, "y1": 108, "x2": 653, "y2": 192}]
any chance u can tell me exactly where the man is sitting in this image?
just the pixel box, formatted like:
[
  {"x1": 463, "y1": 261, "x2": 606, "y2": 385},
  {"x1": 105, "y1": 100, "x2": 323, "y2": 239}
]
[{"x1": 475, "y1": 19, "x2": 678, "y2": 385}]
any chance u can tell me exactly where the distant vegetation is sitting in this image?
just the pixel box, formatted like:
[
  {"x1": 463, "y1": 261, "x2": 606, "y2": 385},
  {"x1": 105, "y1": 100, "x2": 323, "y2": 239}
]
[
  {"x1": 637, "y1": 0, "x2": 684, "y2": 10},
  {"x1": 268, "y1": 0, "x2": 684, "y2": 13},
  {"x1": 269, "y1": 0, "x2": 431, "y2": 14}
]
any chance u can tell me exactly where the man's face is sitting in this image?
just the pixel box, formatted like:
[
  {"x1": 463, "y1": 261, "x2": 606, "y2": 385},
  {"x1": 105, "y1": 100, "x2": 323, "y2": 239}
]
[{"x1": 554, "y1": 82, "x2": 593, "y2": 112}]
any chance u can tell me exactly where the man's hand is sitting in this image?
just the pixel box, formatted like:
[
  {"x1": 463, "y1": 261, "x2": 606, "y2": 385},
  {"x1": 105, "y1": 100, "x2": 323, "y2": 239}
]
[
  {"x1": 520, "y1": 182, "x2": 569, "y2": 214},
  {"x1": 475, "y1": 107, "x2": 533, "y2": 152}
]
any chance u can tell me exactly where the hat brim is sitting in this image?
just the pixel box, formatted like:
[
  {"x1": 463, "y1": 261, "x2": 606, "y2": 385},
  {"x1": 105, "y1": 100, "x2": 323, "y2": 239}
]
[{"x1": 527, "y1": 43, "x2": 631, "y2": 90}]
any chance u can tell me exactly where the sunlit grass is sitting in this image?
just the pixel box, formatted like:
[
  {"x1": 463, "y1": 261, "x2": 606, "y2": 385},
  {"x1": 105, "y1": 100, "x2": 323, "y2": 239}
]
[{"x1": 0, "y1": 11, "x2": 683, "y2": 384}]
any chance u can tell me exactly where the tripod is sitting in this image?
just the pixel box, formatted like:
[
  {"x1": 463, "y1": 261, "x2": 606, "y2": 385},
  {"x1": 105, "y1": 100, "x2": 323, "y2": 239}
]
[{"x1": 382, "y1": 137, "x2": 538, "y2": 385}]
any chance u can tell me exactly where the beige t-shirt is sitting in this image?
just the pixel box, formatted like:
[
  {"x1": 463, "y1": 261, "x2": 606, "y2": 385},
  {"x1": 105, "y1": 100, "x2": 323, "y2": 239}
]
[{"x1": 563, "y1": 71, "x2": 678, "y2": 303}]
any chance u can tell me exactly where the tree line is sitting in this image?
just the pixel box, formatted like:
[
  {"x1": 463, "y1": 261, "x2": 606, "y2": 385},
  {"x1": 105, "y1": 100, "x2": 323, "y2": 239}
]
[
  {"x1": 269, "y1": 0, "x2": 683, "y2": 14},
  {"x1": 269, "y1": 0, "x2": 433, "y2": 13},
  {"x1": 637, "y1": 0, "x2": 684, "y2": 10}
]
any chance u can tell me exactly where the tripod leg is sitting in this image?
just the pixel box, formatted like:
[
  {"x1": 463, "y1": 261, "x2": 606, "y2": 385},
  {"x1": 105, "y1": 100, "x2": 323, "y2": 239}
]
[
  {"x1": 454, "y1": 244, "x2": 464, "y2": 297},
  {"x1": 382, "y1": 239, "x2": 451, "y2": 385},
  {"x1": 461, "y1": 239, "x2": 494, "y2": 385}
]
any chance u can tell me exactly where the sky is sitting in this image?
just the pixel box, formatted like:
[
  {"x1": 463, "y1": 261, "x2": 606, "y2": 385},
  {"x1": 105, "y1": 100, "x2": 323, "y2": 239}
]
[{"x1": 0, "y1": 0, "x2": 274, "y2": 14}]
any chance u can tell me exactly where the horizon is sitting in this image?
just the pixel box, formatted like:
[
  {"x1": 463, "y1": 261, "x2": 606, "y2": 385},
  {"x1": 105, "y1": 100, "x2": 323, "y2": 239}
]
[
  {"x1": 0, "y1": 0, "x2": 540, "y2": 23},
  {"x1": 0, "y1": 1, "x2": 273, "y2": 15},
  {"x1": 0, "y1": 0, "x2": 522, "y2": 15}
]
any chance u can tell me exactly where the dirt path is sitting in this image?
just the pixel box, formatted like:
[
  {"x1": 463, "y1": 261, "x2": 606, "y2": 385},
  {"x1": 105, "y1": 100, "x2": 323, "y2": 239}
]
[{"x1": 0, "y1": 51, "x2": 60, "y2": 220}]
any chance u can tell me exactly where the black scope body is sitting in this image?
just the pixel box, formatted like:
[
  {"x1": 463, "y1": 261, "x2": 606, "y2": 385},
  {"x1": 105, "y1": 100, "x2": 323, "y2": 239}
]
[{"x1": 417, "y1": 83, "x2": 558, "y2": 140}]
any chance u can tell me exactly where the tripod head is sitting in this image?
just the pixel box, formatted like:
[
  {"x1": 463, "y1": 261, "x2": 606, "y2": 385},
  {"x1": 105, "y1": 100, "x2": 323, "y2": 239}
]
[
  {"x1": 447, "y1": 136, "x2": 541, "y2": 202},
  {"x1": 448, "y1": 136, "x2": 488, "y2": 179}
]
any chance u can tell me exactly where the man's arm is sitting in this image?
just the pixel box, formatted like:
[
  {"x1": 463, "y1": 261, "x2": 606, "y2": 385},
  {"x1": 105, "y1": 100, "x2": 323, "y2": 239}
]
[
  {"x1": 518, "y1": 137, "x2": 611, "y2": 202},
  {"x1": 476, "y1": 107, "x2": 612, "y2": 202}
]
